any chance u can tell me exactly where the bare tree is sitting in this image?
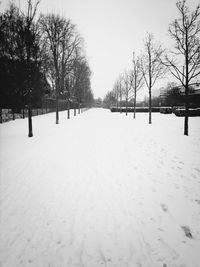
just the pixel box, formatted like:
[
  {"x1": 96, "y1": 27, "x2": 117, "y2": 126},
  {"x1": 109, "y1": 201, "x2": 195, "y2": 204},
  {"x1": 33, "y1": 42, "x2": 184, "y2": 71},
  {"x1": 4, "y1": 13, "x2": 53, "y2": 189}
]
[
  {"x1": 40, "y1": 14, "x2": 79, "y2": 124},
  {"x1": 60, "y1": 26, "x2": 82, "y2": 118},
  {"x1": 66, "y1": 72, "x2": 73, "y2": 119},
  {"x1": 24, "y1": 0, "x2": 40, "y2": 137},
  {"x1": 103, "y1": 91, "x2": 117, "y2": 108},
  {"x1": 68, "y1": 50, "x2": 86, "y2": 117},
  {"x1": 112, "y1": 79, "x2": 122, "y2": 108},
  {"x1": 122, "y1": 70, "x2": 134, "y2": 116},
  {"x1": 112, "y1": 75, "x2": 124, "y2": 112},
  {"x1": 117, "y1": 76, "x2": 124, "y2": 113},
  {"x1": 112, "y1": 82, "x2": 119, "y2": 107},
  {"x1": 164, "y1": 0, "x2": 200, "y2": 135},
  {"x1": 40, "y1": 14, "x2": 63, "y2": 124},
  {"x1": 141, "y1": 33, "x2": 165, "y2": 124},
  {"x1": 69, "y1": 55, "x2": 93, "y2": 114},
  {"x1": 132, "y1": 52, "x2": 144, "y2": 118}
]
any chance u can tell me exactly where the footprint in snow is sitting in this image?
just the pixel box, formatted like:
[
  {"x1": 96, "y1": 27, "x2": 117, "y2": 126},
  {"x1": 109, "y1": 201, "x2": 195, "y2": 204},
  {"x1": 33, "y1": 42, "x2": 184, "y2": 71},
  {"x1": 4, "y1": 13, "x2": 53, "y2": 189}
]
[
  {"x1": 191, "y1": 173, "x2": 197, "y2": 179},
  {"x1": 151, "y1": 187, "x2": 157, "y2": 192},
  {"x1": 195, "y1": 199, "x2": 200, "y2": 205},
  {"x1": 193, "y1": 167, "x2": 200, "y2": 173},
  {"x1": 181, "y1": 225, "x2": 193, "y2": 239},
  {"x1": 56, "y1": 239, "x2": 62, "y2": 245},
  {"x1": 160, "y1": 203, "x2": 168, "y2": 212},
  {"x1": 176, "y1": 166, "x2": 182, "y2": 170},
  {"x1": 174, "y1": 184, "x2": 179, "y2": 189}
]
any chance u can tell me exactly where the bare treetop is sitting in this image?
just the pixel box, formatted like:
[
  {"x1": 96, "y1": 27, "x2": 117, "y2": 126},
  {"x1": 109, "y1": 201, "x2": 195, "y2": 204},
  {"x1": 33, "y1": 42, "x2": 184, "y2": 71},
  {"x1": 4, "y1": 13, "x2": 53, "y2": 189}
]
[
  {"x1": 141, "y1": 33, "x2": 165, "y2": 89},
  {"x1": 25, "y1": 0, "x2": 40, "y2": 23},
  {"x1": 140, "y1": 33, "x2": 165, "y2": 124},
  {"x1": 167, "y1": 0, "x2": 200, "y2": 85},
  {"x1": 164, "y1": 0, "x2": 200, "y2": 135}
]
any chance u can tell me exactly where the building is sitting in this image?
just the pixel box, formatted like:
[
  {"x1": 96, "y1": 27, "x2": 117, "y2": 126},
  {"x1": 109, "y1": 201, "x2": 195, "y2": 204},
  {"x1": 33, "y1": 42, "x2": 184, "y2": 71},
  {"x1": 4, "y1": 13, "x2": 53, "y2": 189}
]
[{"x1": 160, "y1": 82, "x2": 200, "y2": 107}]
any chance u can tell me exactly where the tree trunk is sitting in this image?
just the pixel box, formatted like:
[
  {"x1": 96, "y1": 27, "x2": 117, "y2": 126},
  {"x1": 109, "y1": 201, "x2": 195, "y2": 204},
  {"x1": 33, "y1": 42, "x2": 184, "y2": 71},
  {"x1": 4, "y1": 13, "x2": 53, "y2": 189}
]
[
  {"x1": 0, "y1": 109, "x2": 2, "y2": 123},
  {"x1": 28, "y1": 104, "x2": 33, "y2": 137},
  {"x1": 56, "y1": 94, "x2": 59, "y2": 124},
  {"x1": 12, "y1": 109, "x2": 15, "y2": 120},
  {"x1": 55, "y1": 73, "x2": 59, "y2": 124},
  {"x1": 46, "y1": 97, "x2": 47, "y2": 113},
  {"x1": 67, "y1": 99, "x2": 70, "y2": 119},
  {"x1": 27, "y1": 72, "x2": 33, "y2": 136},
  {"x1": 184, "y1": 107, "x2": 189, "y2": 136},
  {"x1": 126, "y1": 98, "x2": 128, "y2": 116},
  {"x1": 149, "y1": 88, "x2": 152, "y2": 124},
  {"x1": 134, "y1": 89, "x2": 136, "y2": 119},
  {"x1": 78, "y1": 102, "x2": 80, "y2": 114},
  {"x1": 184, "y1": 86, "x2": 189, "y2": 136},
  {"x1": 184, "y1": 34, "x2": 189, "y2": 136},
  {"x1": 26, "y1": 17, "x2": 33, "y2": 137},
  {"x1": 55, "y1": 64, "x2": 59, "y2": 124}
]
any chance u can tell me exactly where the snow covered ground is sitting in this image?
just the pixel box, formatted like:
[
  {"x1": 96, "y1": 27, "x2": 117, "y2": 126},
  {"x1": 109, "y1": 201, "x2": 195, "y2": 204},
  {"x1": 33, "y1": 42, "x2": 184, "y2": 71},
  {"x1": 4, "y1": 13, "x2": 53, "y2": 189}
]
[{"x1": 0, "y1": 108, "x2": 200, "y2": 267}]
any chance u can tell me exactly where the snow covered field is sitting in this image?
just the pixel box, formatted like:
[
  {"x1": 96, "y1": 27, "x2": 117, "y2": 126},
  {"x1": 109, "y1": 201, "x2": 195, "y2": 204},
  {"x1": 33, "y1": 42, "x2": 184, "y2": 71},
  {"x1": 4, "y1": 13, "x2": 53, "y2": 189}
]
[{"x1": 0, "y1": 108, "x2": 200, "y2": 267}]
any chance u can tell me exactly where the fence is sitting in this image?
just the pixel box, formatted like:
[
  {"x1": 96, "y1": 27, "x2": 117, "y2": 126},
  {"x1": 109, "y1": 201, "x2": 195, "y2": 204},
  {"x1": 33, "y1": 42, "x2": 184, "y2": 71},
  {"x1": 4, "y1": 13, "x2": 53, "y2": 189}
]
[{"x1": 0, "y1": 98, "x2": 86, "y2": 123}]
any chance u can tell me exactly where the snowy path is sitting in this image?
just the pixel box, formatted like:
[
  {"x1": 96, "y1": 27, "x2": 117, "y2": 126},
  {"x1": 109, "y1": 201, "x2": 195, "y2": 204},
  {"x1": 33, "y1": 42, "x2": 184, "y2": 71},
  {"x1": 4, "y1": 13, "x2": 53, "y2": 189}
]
[{"x1": 0, "y1": 108, "x2": 200, "y2": 267}]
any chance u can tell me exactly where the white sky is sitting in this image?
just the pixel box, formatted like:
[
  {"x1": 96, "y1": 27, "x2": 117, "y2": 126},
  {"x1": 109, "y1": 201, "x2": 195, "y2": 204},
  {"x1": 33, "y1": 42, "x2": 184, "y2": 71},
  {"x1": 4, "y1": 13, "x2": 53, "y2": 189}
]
[{"x1": 1, "y1": 0, "x2": 199, "y2": 99}]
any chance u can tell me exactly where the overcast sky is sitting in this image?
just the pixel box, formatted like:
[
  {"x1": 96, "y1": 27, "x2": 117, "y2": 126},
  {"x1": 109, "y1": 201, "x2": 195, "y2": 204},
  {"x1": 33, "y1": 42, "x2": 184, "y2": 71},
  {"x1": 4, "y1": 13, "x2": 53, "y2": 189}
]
[{"x1": 1, "y1": 0, "x2": 199, "y2": 99}]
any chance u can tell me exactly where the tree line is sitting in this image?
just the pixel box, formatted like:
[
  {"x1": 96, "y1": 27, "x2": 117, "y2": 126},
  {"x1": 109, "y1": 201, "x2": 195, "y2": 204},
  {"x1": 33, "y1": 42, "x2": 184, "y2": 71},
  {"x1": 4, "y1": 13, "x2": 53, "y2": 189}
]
[
  {"x1": 103, "y1": 0, "x2": 200, "y2": 136},
  {"x1": 0, "y1": 0, "x2": 94, "y2": 136}
]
